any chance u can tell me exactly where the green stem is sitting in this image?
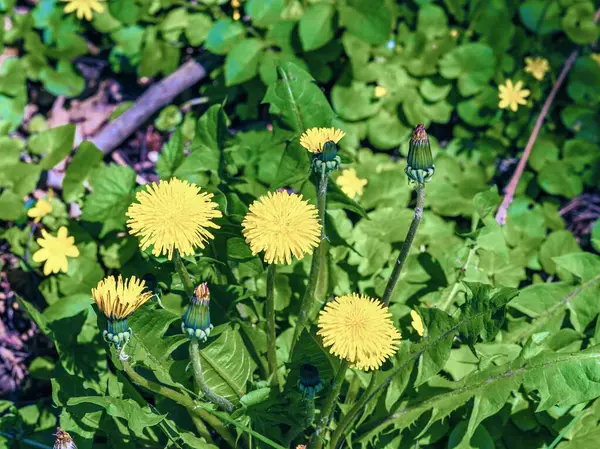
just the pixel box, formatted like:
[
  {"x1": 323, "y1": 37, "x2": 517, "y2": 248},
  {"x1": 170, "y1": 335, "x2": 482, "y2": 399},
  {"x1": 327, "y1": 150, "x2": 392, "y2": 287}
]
[
  {"x1": 174, "y1": 250, "x2": 195, "y2": 299},
  {"x1": 329, "y1": 375, "x2": 376, "y2": 449},
  {"x1": 382, "y1": 186, "x2": 425, "y2": 306},
  {"x1": 308, "y1": 361, "x2": 348, "y2": 449},
  {"x1": 266, "y1": 263, "x2": 280, "y2": 387},
  {"x1": 291, "y1": 169, "x2": 329, "y2": 356},
  {"x1": 439, "y1": 246, "x2": 477, "y2": 311},
  {"x1": 547, "y1": 408, "x2": 587, "y2": 449},
  {"x1": 189, "y1": 413, "x2": 213, "y2": 443},
  {"x1": 190, "y1": 339, "x2": 235, "y2": 413},
  {"x1": 121, "y1": 359, "x2": 237, "y2": 448}
]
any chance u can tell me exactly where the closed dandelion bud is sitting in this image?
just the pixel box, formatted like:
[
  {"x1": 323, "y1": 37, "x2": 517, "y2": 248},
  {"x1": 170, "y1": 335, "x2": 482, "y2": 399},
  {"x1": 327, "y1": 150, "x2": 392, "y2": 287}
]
[
  {"x1": 103, "y1": 319, "x2": 132, "y2": 348},
  {"x1": 297, "y1": 363, "x2": 324, "y2": 399},
  {"x1": 299, "y1": 127, "x2": 346, "y2": 175},
  {"x1": 405, "y1": 124, "x2": 435, "y2": 185},
  {"x1": 182, "y1": 282, "x2": 213, "y2": 342}
]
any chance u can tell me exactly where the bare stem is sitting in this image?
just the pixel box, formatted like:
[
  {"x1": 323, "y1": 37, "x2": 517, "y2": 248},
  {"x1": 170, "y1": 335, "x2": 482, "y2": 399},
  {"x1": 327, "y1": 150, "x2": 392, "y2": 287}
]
[
  {"x1": 382, "y1": 186, "x2": 425, "y2": 305},
  {"x1": 291, "y1": 169, "x2": 329, "y2": 356},
  {"x1": 266, "y1": 263, "x2": 280, "y2": 386},
  {"x1": 174, "y1": 250, "x2": 195, "y2": 299},
  {"x1": 190, "y1": 339, "x2": 235, "y2": 412}
]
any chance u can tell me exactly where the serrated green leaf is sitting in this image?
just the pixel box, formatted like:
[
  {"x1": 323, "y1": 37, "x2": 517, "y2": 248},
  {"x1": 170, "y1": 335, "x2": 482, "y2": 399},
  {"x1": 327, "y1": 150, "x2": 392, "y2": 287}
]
[
  {"x1": 28, "y1": 124, "x2": 75, "y2": 170},
  {"x1": 225, "y1": 38, "x2": 264, "y2": 86},
  {"x1": 299, "y1": 3, "x2": 335, "y2": 51},
  {"x1": 63, "y1": 141, "x2": 104, "y2": 202}
]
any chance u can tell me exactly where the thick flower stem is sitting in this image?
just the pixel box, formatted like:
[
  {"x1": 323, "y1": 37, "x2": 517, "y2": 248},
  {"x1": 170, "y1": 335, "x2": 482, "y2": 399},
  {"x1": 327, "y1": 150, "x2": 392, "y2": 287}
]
[
  {"x1": 266, "y1": 263, "x2": 280, "y2": 387},
  {"x1": 382, "y1": 186, "x2": 425, "y2": 306},
  {"x1": 308, "y1": 361, "x2": 348, "y2": 449},
  {"x1": 121, "y1": 359, "x2": 237, "y2": 448},
  {"x1": 174, "y1": 250, "x2": 195, "y2": 299},
  {"x1": 190, "y1": 339, "x2": 235, "y2": 413},
  {"x1": 291, "y1": 169, "x2": 329, "y2": 355}
]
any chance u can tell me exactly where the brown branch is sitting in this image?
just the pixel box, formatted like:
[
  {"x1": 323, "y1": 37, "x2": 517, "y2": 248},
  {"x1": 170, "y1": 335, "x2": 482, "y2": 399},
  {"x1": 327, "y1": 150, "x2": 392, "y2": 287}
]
[
  {"x1": 90, "y1": 58, "x2": 209, "y2": 154},
  {"x1": 495, "y1": 9, "x2": 600, "y2": 225}
]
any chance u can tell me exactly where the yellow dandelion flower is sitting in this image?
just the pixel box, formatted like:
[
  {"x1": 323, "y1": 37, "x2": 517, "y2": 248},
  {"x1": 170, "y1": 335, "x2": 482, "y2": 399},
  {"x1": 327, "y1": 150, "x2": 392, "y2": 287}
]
[
  {"x1": 242, "y1": 190, "x2": 321, "y2": 265},
  {"x1": 317, "y1": 293, "x2": 401, "y2": 371},
  {"x1": 32, "y1": 227, "x2": 79, "y2": 276},
  {"x1": 92, "y1": 275, "x2": 153, "y2": 320},
  {"x1": 27, "y1": 190, "x2": 54, "y2": 223},
  {"x1": 374, "y1": 86, "x2": 388, "y2": 98},
  {"x1": 336, "y1": 168, "x2": 368, "y2": 198},
  {"x1": 62, "y1": 0, "x2": 105, "y2": 21},
  {"x1": 299, "y1": 127, "x2": 345, "y2": 154},
  {"x1": 591, "y1": 53, "x2": 600, "y2": 66},
  {"x1": 126, "y1": 178, "x2": 222, "y2": 260},
  {"x1": 498, "y1": 79, "x2": 530, "y2": 112},
  {"x1": 524, "y1": 57, "x2": 550, "y2": 81},
  {"x1": 410, "y1": 310, "x2": 424, "y2": 337}
]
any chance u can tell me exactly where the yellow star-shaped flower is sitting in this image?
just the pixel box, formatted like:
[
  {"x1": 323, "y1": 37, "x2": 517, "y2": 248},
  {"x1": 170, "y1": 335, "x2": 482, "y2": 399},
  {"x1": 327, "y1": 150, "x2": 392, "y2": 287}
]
[
  {"x1": 27, "y1": 197, "x2": 53, "y2": 223},
  {"x1": 524, "y1": 57, "x2": 550, "y2": 81},
  {"x1": 336, "y1": 168, "x2": 368, "y2": 199},
  {"x1": 61, "y1": 0, "x2": 104, "y2": 21},
  {"x1": 498, "y1": 79, "x2": 530, "y2": 112},
  {"x1": 32, "y1": 227, "x2": 80, "y2": 276}
]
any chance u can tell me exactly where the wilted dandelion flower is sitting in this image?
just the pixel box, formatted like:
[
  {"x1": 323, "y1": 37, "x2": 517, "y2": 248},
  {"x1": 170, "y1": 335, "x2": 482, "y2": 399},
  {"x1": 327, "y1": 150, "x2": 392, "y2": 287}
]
[
  {"x1": 61, "y1": 0, "x2": 104, "y2": 20},
  {"x1": 92, "y1": 275, "x2": 153, "y2": 346},
  {"x1": 524, "y1": 57, "x2": 550, "y2": 81},
  {"x1": 126, "y1": 178, "x2": 222, "y2": 260},
  {"x1": 242, "y1": 191, "x2": 321, "y2": 265},
  {"x1": 299, "y1": 127, "x2": 345, "y2": 154},
  {"x1": 498, "y1": 80, "x2": 530, "y2": 112},
  {"x1": 410, "y1": 310, "x2": 424, "y2": 337},
  {"x1": 336, "y1": 168, "x2": 367, "y2": 198},
  {"x1": 27, "y1": 190, "x2": 53, "y2": 223},
  {"x1": 317, "y1": 293, "x2": 401, "y2": 371},
  {"x1": 54, "y1": 427, "x2": 77, "y2": 449},
  {"x1": 32, "y1": 227, "x2": 79, "y2": 276}
]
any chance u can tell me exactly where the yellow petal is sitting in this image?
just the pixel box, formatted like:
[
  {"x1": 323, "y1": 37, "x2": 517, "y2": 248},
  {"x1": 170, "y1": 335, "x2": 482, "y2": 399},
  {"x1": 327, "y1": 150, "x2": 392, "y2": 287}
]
[
  {"x1": 32, "y1": 248, "x2": 50, "y2": 263},
  {"x1": 57, "y1": 226, "x2": 68, "y2": 239}
]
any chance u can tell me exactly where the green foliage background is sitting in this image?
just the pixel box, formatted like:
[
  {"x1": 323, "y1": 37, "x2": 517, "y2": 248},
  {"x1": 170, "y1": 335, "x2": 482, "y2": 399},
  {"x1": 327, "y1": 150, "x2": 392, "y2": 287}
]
[{"x1": 1, "y1": 0, "x2": 600, "y2": 448}]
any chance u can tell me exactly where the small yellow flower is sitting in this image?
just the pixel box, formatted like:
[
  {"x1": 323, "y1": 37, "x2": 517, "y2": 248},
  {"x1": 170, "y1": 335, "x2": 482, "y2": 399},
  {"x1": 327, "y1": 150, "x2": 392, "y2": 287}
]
[
  {"x1": 410, "y1": 310, "x2": 424, "y2": 337},
  {"x1": 92, "y1": 275, "x2": 153, "y2": 320},
  {"x1": 61, "y1": 0, "x2": 105, "y2": 21},
  {"x1": 498, "y1": 79, "x2": 530, "y2": 112},
  {"x1": 336, "y1": 168, "x2": 368, "y2": 199},
  {"x1": 374, "y1": 86, "x2": 388, "y2": 98},
  {"x1": 299, "y1": 127, "x2": 345, "y2": 154},
  {"x1": 126, "y1": 178, "x2": 222, "y2": 260},
  {"x1": 449, "y1": 29, "x2": 459, "y2": 38},
  {"x1": 524, "y1": 57, "x2": 550, "y2": 81},
  {"x1": 591, "y1": 53, "x2": 600, "y2": 66},
  {"x1": 317, "y1": 293, "x2": 401, "y2": 371},
  {"x1": 32, "y1": 227, "x2": 79, "y2": 276},
  {"x1": 242, "y1": 191, "x2": 321, "y2": 265},
  {"x1": 27, "y1": 190, "x2": 54, "y2": 223}
]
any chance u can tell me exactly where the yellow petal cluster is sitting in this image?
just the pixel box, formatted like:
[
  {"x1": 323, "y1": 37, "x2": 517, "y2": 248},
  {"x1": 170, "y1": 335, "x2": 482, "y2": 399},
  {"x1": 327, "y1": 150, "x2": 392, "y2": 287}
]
[
  {"x1": 410, "y1": 310, "x2": 424, "y2": 337},
  {"x1": 27, "y1": 199, "x2": 53, "y2": 223},
  {"x1": 317, "y1": 293, "x2": 401, "y2": 371},
  {"x1": 92, "y1": 275, "x2": 153, "y2": 320},
  {"x1": 498, "y1": 80, "x2": 530, "y2": 112},
  {"x1": 126, "y1": 178, "x2": 222, "y2": 260},
  {"x1": 336, "y1": 168, "x2": 368, "y2": 199},
  {"x1": 242, "y1": 190, "x2": 321, "y2": 265},
  {"x1": 32, "y1": 227, "x2": 79, "y2": 276},
  {"x1": 299, "y1": 127, "x2": 345, "y2": 154},
  {"x1": 524, "y1": 57, "x2": 550, "y2": 81},
  {"x1": 62, "y1": 0, "x2": 104, "y2": 20}
]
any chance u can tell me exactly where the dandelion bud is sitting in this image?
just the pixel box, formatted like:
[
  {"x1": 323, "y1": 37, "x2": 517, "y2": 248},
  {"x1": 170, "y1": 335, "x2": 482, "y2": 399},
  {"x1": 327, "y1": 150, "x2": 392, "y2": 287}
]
[
  {"x1": 103, "y1": 319, "x2": 132, "y2": 347},
  {"x1": 297, "y1": 363, "x2": 324, "y2": 399},
  {"x1": 405, "y1": 124, "x2": 435, "y2": 185},
  {"x1": 181, "y1": 282, "x2": 213, "y2": 342}
]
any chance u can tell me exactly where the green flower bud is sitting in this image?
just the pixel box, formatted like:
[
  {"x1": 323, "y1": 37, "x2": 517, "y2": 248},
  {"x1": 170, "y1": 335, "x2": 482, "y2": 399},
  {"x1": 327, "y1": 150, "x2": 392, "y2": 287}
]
[
  {"x1": 405, "y1": 124, "x2": 435, "y2": 185},
  {"x1": 103, "y1": 319, "x2": 132, "y2": 347},
  {"x1": 312, "y1": 141, "x2": 341, "y2": 175},
  {"x1": 297, "y1": 363, "x2": 324, "y2": 399},
  {"x1": 181, "y1": 282, "x2": 213, "y2": 342}
]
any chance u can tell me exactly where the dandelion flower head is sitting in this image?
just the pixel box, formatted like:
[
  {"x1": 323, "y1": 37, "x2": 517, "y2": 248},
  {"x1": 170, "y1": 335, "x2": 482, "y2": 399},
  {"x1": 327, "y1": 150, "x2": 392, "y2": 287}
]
[
  {"x1": 336, "y1": 168, "x2": 368, "y2": 199},
  {"x1": 32, "y1": 227, "x2": 79, "y2": 276},
  {"x1": 300, "y1": 127, "x2": 345, "y2": 154},
  {"x1": 92, "y1": 275, "x2": 153, "y2": 320},
  {"x1": 524, "y1": 57, "x2": 550, "y2": 81},
  {"x1": 498, "y1": 79, "x2": 530, "y2": 112},
  {"x1": 317, "y1": 293, "x2": 401, "y2": 371},
  {"x1": 126, "y1": 178, "x2": 222, "y2": 260},
  {"x1": 62, "y1": 0, "x2": 104, "y2": 20},
  {"x1": 242, "y1": 190, "x2": 321, "y2": 265}
]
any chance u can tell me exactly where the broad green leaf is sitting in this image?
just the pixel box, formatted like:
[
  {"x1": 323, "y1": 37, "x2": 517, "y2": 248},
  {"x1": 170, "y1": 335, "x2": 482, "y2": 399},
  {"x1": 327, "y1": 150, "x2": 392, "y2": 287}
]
[
  {"x1": 63, "y1": 141, "x2": 104, "y2": 202},
  {"x1": 439, "y1": 43, "x2": 495, "y2": 96},
  {"x1": 247, "y1": 0, "x2": 284, "y2": 28},
  {"x1": 299, "y1": 3, "x2": 335, "y2": 51},
  {"x1": 0, "y1": 189, "x2": 23, "y2": 220},
  {"x1": 156, "y1": 129, "x2": 185, "y2": 179},
  {"x1": 225, "y1": 38, "x2": 265, "y2": 86},
  {"x1": 40, "y1": 60, "x2": 85, "y2": 98},
  {"x1": 562, "y1": 3, "x2": 599, "y2": 44},
  {"x1": 28, "y1": 124, "x2": 76, "y2": 170},
  {"x1": 537, "y1": 161, "x2": 583, "y2": 198},
  {"x1": 185, "y1": 13, "x2": 213, "y2": 46},
  {"x1": 206, "y1": 19, "x2": 245, "y2": 55},
  {"x1": 539, "y1": 230, "x2": 581, "y2": 277},
  {"x1": 554, "y1": 252, "x2": 600, "y2": 282},
  {"x1": 338, "y1": 0, "x2": 391, "y2": 45},
  {"x1": 519, "y1": 0, "x2": 561, "y2": 35},
  {"x1": 81, "y1": 164, "x2": 136, "y2": 237}
]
